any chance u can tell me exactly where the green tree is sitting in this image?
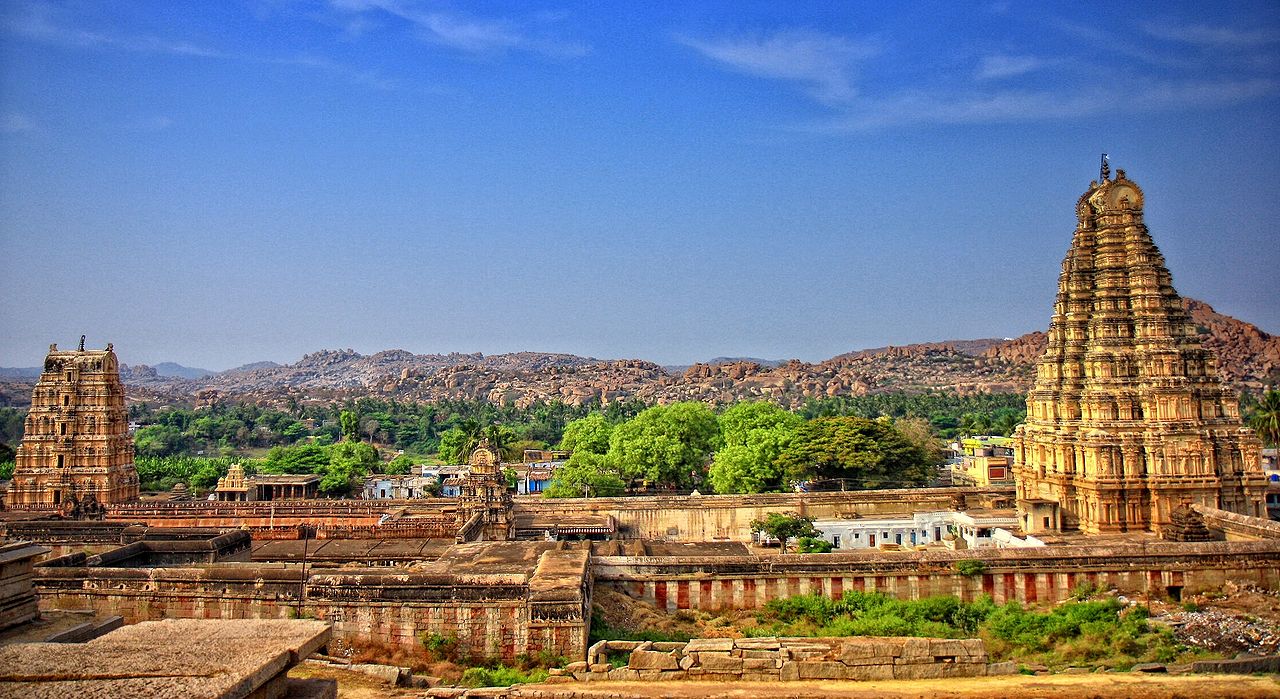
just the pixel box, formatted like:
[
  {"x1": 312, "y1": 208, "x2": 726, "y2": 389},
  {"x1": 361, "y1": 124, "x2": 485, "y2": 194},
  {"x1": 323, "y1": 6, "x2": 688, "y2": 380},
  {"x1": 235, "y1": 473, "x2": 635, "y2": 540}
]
[
  {"x1": 894, "y1": 417, "x2": 945, "y2": 469},
  {"x1": 558, "y1": 413, "x2": 614, "y2": 455},
  {"x1": 261, "y1": 443, "x2": 331, "y2": 474},
  {"x1": 776, "y1": 416, "x2": 931, "y2": 489},
  {"x1": 339, "y1": 410, "x2": 360, "y2": 442},
  {"x1": 1248, "y1": 389, "x2": 1280, "y2": 455},
  {"x1": 384, "y1": 453, "x2": 414, "y2": 475},
  {"x1": 321, "y1": 440, "x2": 379, "y2": 496},
  {"x1": 437, "y1": 427, "x2": 470, "y2": 464},
  {"x1": 750, "y1": 512, "x2": 820, "y2": 553},
  {"x1": 134, "y1": 424, "x2": 186, "y2": 458},
  {"x1": 544, "y1": 452, "x2": 627, "y2": 498},
  {"x1": 607, "y1": 402, "x2": 721, "y2": 489},
  {"x1": 709, "y1": 402, "x2": 802, "y2": 494}
]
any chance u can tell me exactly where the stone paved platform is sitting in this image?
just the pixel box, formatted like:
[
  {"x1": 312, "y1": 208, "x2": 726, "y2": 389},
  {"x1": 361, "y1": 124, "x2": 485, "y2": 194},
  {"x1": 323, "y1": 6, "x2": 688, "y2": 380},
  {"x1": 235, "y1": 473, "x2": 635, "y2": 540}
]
[{"x1": 0, "y1": 618, "x2": 334, "y2": 698}]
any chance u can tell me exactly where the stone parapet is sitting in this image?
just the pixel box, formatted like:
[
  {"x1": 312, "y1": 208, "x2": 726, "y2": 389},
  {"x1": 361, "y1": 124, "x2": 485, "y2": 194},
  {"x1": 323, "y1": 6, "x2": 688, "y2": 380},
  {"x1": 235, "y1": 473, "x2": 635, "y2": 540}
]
[
  {"x1": 595, "y1": 540, "x2": 1280, "y2": 611},
  {"x1": 1193, "y1": 504, "x2": 1280, "y2": 541},
  {"x1": 575, "y1": 636, "x2": 991, "y2": 682}
]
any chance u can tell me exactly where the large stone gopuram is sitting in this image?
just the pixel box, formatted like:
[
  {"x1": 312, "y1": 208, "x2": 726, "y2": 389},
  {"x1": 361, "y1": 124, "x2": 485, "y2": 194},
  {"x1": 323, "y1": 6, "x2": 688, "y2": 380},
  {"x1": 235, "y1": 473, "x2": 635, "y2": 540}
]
[
  {"x1": 1013, "y1": 167, "x2": 1267, "y2": 535},
  {"x1": 8, "y1": 339, "x2": 140, "y2": 507}
]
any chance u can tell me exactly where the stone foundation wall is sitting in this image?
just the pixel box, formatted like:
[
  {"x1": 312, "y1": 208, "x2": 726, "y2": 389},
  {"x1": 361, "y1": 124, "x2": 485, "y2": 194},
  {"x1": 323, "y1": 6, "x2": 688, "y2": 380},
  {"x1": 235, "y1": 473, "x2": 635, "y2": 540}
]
[
  {"x1": 515, "y1": 487, "x2": 1013, "y2": 541},
  {"x1": 33, "y1": 551, "x2": 590, "y2": 662},
  {"x1": 572, "y1": 636, "x2": 991, "y2": 682},
  {"x1": 595, "y1": 540, "x2": 1280, "y2": 611}
]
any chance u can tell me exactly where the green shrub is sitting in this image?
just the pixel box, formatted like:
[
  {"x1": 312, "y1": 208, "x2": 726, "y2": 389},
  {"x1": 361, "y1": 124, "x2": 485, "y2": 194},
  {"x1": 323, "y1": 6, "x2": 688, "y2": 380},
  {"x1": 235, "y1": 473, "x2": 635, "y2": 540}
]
[
  {"x1": 750, "y1": 590, "x2": 1184, "y2": 669},
  {"x1": 797, "y1": 537, "x2": 833, "y2": 553},
  {"x1": 954, "y1": 559, "x2": 988, "y2": 577},
  {"x1": 460, "y1": 665, "x2": 548, "y2": 688},
  {"x1": 419, "y1": 632, "x2": 460, "y2": 662}
]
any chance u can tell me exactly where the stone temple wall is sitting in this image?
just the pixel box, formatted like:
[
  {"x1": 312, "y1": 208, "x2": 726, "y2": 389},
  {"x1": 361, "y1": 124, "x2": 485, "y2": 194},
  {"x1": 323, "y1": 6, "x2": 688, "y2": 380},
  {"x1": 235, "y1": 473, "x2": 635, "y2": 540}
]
[
  {"x1": 594, "y1": 540, "x2": 1280, "y2": 612},
  {"x1": 515, "y1": 487, "x2": 1013, "y2": 541},
  {"x1": 33, "y1": 545, "x2": 591, "y2": 662}
]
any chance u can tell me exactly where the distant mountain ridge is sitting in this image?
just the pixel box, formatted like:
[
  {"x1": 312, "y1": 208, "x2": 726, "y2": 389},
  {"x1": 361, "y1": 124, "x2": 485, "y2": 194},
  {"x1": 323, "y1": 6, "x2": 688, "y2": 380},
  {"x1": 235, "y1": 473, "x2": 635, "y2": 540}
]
[
  {"x1": 1, "y1": 297, "x2": 1274, "y2": 409},
  {"x1": 153, "y1": 362, "x2": 216, "y2": 380}
]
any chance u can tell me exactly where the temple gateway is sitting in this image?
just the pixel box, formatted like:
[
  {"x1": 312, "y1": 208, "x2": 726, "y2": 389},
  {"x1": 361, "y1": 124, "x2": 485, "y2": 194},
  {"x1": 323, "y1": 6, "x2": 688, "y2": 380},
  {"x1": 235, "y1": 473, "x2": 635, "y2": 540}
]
[
  {"x1": 1013, "y1": 167, "x2": 1267, "y2": 536},
  {"x1": 7, "y1": 340, "x2": 140, "y2": 507}
]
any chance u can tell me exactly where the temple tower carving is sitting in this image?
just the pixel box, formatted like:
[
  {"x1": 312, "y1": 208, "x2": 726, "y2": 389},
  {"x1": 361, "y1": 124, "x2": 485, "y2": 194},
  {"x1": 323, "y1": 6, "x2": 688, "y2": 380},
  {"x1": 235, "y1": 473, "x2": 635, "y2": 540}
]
[
  {"x1": 456, "y1": 438, "x2": 514, "y2": 540},
  {"x1": 1013, "y1": 168, "x2": 1267, "y2": 535},
  {"x1": 9, "y1": 341, "x2": 140, "y2": 506}
]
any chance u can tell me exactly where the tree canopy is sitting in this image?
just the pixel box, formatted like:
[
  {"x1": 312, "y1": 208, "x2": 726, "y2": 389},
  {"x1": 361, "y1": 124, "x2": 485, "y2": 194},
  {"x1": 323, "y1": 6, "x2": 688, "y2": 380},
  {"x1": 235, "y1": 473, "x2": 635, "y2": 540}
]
[
  {"x1": 606, "y1": 402, "x2": 721, "y2": 489},
  {"x1": 708, "y1": 402, "x2": 802, "y2": 494},
  {"x1": 750, "y1": 512, "x2": 820, "y2": 552},
  {"x1": 776, "y1": 416, "x2": 932, "y2": 489},
  {"x1": 543, "y1": 452, "x2": 627, "y2": 498}
]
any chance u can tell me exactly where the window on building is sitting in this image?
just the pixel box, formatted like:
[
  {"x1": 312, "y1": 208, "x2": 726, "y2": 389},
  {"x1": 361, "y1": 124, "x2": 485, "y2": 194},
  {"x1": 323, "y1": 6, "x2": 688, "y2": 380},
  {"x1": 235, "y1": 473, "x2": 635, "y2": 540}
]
[
  {"x1": 832, "y1": 535, "x2": 841, "y2": 549},
  {"x1": 59, "y1": 423, "x2": 67, "y2": 435},
  {"x1": 56, "y1": 454, "x2": 64, "y2": 468},
  {"x1": 1043, "y1": 516, "x2": 1051, "y2": 529}
]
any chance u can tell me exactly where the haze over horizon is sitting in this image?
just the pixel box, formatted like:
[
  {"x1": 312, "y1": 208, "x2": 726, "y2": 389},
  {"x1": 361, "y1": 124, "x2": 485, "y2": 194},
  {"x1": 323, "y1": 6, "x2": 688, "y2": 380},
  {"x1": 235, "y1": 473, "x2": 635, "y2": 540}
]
[{"x1": 2, "y1": 1, "x2": 1278, "y2": 370}]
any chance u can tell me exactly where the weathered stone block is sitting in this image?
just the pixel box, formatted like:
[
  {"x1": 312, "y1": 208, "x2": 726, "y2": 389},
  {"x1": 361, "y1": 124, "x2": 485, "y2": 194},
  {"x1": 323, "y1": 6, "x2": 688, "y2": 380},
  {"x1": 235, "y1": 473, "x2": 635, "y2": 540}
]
[
  {"x1": 629, "y1": 649, "x2": 679, "y2": 671},
  {"x1": 607, "y1": 667, "x2": 640, "y2": 680},
  {"x1": 779, "y1": 660, "x2": 799, "y2": 682},
  {"x1": 700, "y1": 654, "x2": 744, "y2": 673},
  {"x1": 651, "y1": 641, "x2": 687, "y2": 652},
  {"x1": 685, "y1": 638, "x2": 735, "y2": 653},
  {"x1": 742, "y1": 658, "x2": 775, "y2": 671},
  {"x1": 740, "y1": 649, "x2": 778, "y2": 659},
  {"x1": 588, "y1": 663, "x2": 611, "y2": 673},
  {"x1": 796, "y1": 661, "x2": 848, "y2": 680},
  {"x1": 605, "y1": 640, "x2": 642, "y2": 651},
  {"x1": 845, "y1": 663, "x2": 895, "y2": 681},
  {"x1": 678, "y1": 655, "x2": 695, "y2": 670},
  {"x1": 898, "y1": 637, "x2": 934, "y2": 661},
  {"x1": 564, "y1": 661, "x2": 588, "y2": 673},
  {"x1": 736, "y1": 637, "x2": 781, "y2": 651}
]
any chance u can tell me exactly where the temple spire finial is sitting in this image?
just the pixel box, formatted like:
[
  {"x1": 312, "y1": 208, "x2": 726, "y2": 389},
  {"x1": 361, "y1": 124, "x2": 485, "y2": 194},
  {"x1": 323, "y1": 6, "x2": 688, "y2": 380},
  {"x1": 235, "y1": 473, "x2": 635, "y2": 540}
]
[
  {"x1": 1100, "y1": 153, "x2": 1111, "y2": 183},
  {"x1": 78, "y1": 335, "x2": 86, "y2": 352}
]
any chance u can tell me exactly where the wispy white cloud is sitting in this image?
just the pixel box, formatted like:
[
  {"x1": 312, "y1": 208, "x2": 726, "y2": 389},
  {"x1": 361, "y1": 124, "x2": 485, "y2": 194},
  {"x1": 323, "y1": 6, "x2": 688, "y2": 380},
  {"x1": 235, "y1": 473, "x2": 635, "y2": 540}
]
[
  {"x1": 4, "y1": 3, "x2": 396, "y2": 90},
  {"x1": 1142, "y1": 21, "x2": 1280, "y2": 49},
  {"x1": 7, "y1": 3, "x2": 228, "y2": 57},
  {"x1": 814, "y1": 78, "x2": 1279, "y2": 132},
  {"x1": 975, "y1": 54, "x2": 1044, "y2": 80},
  {"x1": 678, "y1": 29, "x2": 879, "y2": 104},
  {"x1": 328, "y1": 0, "x2": 589, "y2": 58},
  {"x1": 1, "y1": 113, "x2": 37, "y2": 134}
]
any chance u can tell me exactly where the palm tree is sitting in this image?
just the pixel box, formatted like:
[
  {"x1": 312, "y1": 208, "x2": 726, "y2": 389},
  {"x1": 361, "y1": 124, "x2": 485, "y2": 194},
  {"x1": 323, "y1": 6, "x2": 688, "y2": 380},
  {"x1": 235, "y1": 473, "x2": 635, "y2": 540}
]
[{"x1": 1248, "y1": 389, "x2": 1280, "y2": 456}]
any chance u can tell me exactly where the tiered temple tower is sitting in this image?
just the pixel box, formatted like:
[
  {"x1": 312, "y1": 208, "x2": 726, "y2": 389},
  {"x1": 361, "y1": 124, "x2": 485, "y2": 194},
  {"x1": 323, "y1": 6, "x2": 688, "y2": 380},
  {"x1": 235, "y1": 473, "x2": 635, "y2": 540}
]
[
  {"x1": 1013, "y1": 167, "x2": 1266, "y2": 536},
  {"x1": 456, "y1": 439, "x2": 514, "y2": 540},
  {"x1": 9, "y1": 340, "x2": 140, "y2": 506}
]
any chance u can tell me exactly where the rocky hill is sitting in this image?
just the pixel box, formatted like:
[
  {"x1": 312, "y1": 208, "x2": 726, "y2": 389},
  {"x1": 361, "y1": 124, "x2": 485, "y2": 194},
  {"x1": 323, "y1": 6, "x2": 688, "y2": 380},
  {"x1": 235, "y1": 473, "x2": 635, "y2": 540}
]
[{"x1": 1, "y1": 297, "x2": 1273, "y2": 410}]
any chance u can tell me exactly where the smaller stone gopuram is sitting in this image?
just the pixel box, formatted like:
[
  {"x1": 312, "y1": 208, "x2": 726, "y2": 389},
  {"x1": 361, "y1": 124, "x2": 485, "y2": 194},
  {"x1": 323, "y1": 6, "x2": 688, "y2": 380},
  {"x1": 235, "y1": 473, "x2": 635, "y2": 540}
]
[
  {"x1": 8, "y1": 340, "x2": 140, "y2": 506},
  {"x1": 456, "y1": 438, "x2": 514, "y2": 540}
]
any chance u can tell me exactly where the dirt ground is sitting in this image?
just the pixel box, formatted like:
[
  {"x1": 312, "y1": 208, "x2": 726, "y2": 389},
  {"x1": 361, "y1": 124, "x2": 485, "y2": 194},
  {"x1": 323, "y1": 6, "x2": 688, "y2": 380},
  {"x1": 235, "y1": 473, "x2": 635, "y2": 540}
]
[
  {"x1": 514, "y1": 675, "x2": 1280, "y2": 699},
  {"x1": 291, "y1": 663, "x2": 1280, "y2": 699}
]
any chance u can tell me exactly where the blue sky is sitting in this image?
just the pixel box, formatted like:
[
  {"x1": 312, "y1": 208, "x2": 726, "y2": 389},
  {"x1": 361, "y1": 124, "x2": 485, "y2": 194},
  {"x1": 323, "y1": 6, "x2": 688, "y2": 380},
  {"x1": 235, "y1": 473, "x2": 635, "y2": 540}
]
[{"x1": 2, "y1": 1, "x2": 1278, "y2": 370}]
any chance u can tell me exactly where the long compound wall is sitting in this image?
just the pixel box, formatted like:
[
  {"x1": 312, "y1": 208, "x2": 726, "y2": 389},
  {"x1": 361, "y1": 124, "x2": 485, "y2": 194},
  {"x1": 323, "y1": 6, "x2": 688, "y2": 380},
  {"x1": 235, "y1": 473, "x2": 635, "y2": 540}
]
[
  {"x1": 594, "y1": 540, "x2": 1280, "y2": 612},
  {"x1": 516, "y1": 487, "x2": 1014, "y2": 541},
  {"x1": 34, "y1": 551, "x2": 590, "y2": 661}
]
